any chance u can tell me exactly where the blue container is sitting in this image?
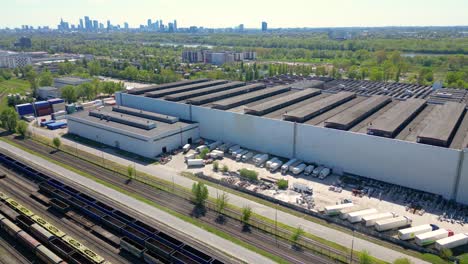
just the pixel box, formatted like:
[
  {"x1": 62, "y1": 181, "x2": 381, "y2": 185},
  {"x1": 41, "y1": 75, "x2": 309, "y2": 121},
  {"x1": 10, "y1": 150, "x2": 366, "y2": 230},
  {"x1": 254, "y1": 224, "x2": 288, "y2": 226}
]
[
  {"x1": 46, "y1": 122, "x2": 67, "y2": 130},
  {"x1": 40, "y1": 120, "x2": 55, "y2": 127},
  {"x1": 16, "y1": 103, "x2": 34, "y2": 116},
  {"x1": 47, "y1": 98, "x2": 65, "y2": 104},
  {"x1": 34, "y1": 101, "x2": 50, "y2": 108}
]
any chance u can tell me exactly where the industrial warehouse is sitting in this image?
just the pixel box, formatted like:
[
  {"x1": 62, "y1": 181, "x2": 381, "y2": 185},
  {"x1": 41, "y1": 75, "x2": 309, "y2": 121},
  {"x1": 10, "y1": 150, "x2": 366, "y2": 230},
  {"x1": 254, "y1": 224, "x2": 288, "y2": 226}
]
[{"x1": 67, "y1": 78, "x2": 468, "y2": 205}]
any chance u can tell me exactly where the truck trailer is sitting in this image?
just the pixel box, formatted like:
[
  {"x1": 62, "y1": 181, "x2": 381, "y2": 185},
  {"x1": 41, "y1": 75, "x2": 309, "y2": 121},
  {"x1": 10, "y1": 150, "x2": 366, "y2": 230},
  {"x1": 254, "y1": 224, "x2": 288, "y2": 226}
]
[
  {"x1": 281, "y1": 159, "x2": 298, "y2": 174},
  {"x1": 340, "y1": 206, "x2": 368, "y2": 220},
  {"x1": 435, "y1": 233, "x2": 468, "y2": 251},
  {"x1": 398, "y1": 224, "x2": 438, "y2": 240},
  {"x1": 363, "y1": 213, "x2": 396, "y2": 227},
  {"x1": 241, "y1": 152, "x2": 255, "y2": 162},
  {"x1": 324, "y1": 203, "x2": 354, "y2": 216},
  {"x1": 254, "y1": 154, "x2": 269, "y2": 166},
  {"x1": 291, "y1": 163, "x2": 307, "y2": 175},
  {"x1": 304, "y1": 165, "x2": 315, "y2": 176},
  {"x1": 415, "y1": 229, "x2": 454, "y2": 246},
  {"x1": 347, "y1": 209, "x2": 379, "y2": 223},
  {"x1": 186, "y1": 159, "x2": 204, "y2": 167},
  {"x1": 375, "y1": 216, "x2": 412, "y2": 232}
]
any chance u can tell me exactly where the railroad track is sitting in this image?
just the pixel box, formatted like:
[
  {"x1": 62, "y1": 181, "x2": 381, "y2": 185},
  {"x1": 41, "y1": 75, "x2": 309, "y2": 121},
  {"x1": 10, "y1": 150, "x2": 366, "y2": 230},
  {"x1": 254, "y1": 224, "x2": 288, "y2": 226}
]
[
  {"x1": 8, "y1": 137, "x2": 347, "y2": 264},
  {"x1": 0, "y1": 231, "x2": 32, "y2": 264},
  {"x1": 0, "y1": 172, "x2": 131, "y2": 264}
]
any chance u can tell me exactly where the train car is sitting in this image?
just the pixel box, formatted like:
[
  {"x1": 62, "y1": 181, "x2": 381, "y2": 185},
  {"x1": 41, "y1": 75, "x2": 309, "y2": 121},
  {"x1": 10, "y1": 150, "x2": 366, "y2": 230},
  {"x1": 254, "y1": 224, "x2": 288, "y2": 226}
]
[
  {"x1": 132, "y1": 220, "x2": 158, "y2": 236},
  {"x1": 76, "y1": 193, "x2": 96, "y2": 205},
  {"x1": 30, "y1": 223, "x2": 55, "y2": 244},
  {"x1": 181, "y1": 244, "x2": 213, "y2": 264},
  {"x1": 121, "y1": 225, "x2": 148, "y2": 245},
  {"x1": 82, "y1": 205, "x2": 106, "y2": 222},
  {"x1": 39, "y1": 182, "x2": 57, "y2": 195},
  {"x1": 16, "y1": 214, "x2": 35, "y2": 230},
  {"x1": 91, "y1": 225, "x2": 120, "y2": 248},
  {"x1": 68, "y1": 197, "x2": 87, "y2": 210},
  {"x1": 17, "y1": 230, "x2": 41, "y2": 250},
  {"x1": 35, "y1": 172, "x2": 51, "y2": 182},
  {"x1": 171, "y1": 250, "x2": 201, "y2": 264},
  {"x1": 35, "y1": 244, "x2": 66, "y2": 264},
  {"x1": 0, "y1": 213, "x2": 4, "y2": 221},
  {"x1": 210, "y1": 259, "x2": 224, "y2": 264},
  {"x1": 101, "y1": 215, "x2": 125, "y2": 233},
  {"x1": 6, "y1": 198, "x2": 35, "y2": 217},
  {"x1": 0, "y1": 191, "x2": 8, "y2": 201},
  {"x1": 120, "y1": 236, "x2": 146, "y2": 259},
  {"x1": 93, "y1": 201, "x2": 115, "y2": 215},
  {"x1": 0, "y1": 203, "x2": 20, "y2": 220},
  {"x1": 49, "y1": 237, "x2": 75, "y2": 259},
  {"x1": 154, "y1": 231, "x2": 184, "y2": 250},
  {"x1": 31, "y1": 192, "x2": 51, "y2": 206},
  {"x1": 31, "y1": 215, "x2": 66, "y2": 238},
  {"x1": 112, "y1": 210, "x2": 135, "y2": 224},
  {"x1": 143, "y1": 249, "x2": 169, "y2": 264},
  {"x1": 69, "y1": 251, "x2": 94, "y2": 264},
  {"x1": 62, "y1": 235, "x2": 105, "y2": 264},
  {"x1": 145, "y1": 237, "x2": 176, "y2": 261},
  {"x1": 0, "y1": 217, "x2": 22, "y2": 237},
  {"x1": 48, "y1": 179, "x2": 65, "y2": 189},
  {"x1": 62, "y1": 186, "x2": 80, "y2": 197},
  {"x1": 50, "y1": 199, "x2": 70, "y2": 213},
  {"x1": 52, "y1": 189, "x2": 72, "y2": 201}
]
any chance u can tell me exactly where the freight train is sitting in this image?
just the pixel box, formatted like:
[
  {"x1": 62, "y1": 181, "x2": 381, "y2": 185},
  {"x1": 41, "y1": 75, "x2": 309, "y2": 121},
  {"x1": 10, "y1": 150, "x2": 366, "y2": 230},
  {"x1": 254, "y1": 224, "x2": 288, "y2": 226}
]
[{"x1": 0, "y1": 151, "x2": 224, "y2": 264}]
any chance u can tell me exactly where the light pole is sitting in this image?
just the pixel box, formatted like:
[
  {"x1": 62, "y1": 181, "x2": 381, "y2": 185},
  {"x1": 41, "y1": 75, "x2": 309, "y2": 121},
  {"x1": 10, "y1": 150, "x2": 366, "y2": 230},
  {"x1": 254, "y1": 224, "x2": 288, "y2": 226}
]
[
  {"x1": 275, "y1": 203, "x2": 278, "y2": 247},
  {"x1": 350, "y1": 230, "x2": 355, "y2": 264}
]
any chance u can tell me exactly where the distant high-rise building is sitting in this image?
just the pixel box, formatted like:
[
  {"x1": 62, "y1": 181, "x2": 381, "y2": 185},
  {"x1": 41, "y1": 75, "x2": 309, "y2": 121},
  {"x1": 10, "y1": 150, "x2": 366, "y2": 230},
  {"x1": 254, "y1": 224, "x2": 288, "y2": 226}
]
[
  {"x1": 168, "y1": 22, "x2": 174, "y2": 33},
  {"x1": 124, "y1": 22, "x2": 129, "y2": 29},
  {"x1": 99, "y1": 23, "x2": 104, "y2": 29},
  {"x1": 174, "y1": 20, "x2": 177, "y2": 32},
  {"x1": 93, "y1": 20, "x2": 98, "y2": 30},
  {"x1": 159, "y1": 20, "x2": 163, "y2": 30},
  {"x1": 262, "y1": 21, "x2": 268, "y2": 32},
  {"x1": 79, "y1": 18, "x2": 84, "y2": 30},
  {"x1": 107, "y1": 20, "x2": 111, "y2": 29},
  {"x1": 84, "y1": 16, "x2": 91, "y2": 30},
  {"x1": 154, "y1": 21, "x2": 159, "y2": 31},
  {"x1": 239, "y1": 24, "x2": 244, "y2": 32},
  {"x1": 14, "y1": 36, "x2": 32, "y2": 49},
  {"x1": 147, "y1": 19, "x2": 152, "y2": 28}
]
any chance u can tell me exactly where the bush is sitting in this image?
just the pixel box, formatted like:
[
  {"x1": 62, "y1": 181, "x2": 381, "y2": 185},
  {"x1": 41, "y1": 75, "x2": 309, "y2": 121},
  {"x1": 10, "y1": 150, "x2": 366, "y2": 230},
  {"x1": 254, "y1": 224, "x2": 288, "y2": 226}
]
[
  {"x1": 277, "y1": 179, "x2": 289, "y2": 190},
  {"x1": 52, "y1": 137, "x2": 61, "y2": 150},
  {"x1": 393, "y1": 257, "x2": 412, "y2": 264},
  {"x1": 359, "y1": 250, "x2": 372, "y2": 264},
  {"x1": 16, "y1": 120, "x2": 28, "y2": 138},
  {"x1": 439, "y1": 248, "x2": 452, "y2": 260},
  {"x1": 239, "y1": 168, "x2": 258, "y2": 182},
  {"x1": 221, "y1": 164, "x2": 229, "y2": 173},
  {"x1": 199, "y1": 148, "x2": 209, "y2": 159},
  {"x1": 212, "y1": 161, "x2": 219, "y2": 171}
]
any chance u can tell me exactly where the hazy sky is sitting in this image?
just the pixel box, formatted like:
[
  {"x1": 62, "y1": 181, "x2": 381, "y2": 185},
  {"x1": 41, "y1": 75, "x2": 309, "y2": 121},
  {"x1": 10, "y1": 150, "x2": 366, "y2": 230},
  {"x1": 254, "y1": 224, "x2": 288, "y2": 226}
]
[{"x1": 2, "y1": 0, "x2": 468, "y2": 28}]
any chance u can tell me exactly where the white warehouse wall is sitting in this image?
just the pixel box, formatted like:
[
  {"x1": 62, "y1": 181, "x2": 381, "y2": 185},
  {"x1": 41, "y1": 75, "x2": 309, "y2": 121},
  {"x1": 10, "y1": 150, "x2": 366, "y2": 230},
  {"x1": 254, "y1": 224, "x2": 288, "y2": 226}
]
[
  {"x1": 296, "y1": 124, "x2": 461, "y2": 199},
  {"x1": 456, "y1": 149, "x2": 468, "y2": 204},
  {"x1": 118, "y1": 93, "x2": 191, "y2": 120}
]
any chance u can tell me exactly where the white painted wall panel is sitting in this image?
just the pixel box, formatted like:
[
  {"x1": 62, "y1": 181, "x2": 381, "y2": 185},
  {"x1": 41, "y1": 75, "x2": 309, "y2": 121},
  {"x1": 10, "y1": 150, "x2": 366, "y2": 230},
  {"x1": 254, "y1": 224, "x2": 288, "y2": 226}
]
[
  {"x1": 456, "y1": 149, "x2": 468, "y2": 204},
  {"x1": 118, "y1": 93, "x2": 191, "y2": 120},
  {"x1": 296, "y1": 124, "x2": 460, "y2": 198}
]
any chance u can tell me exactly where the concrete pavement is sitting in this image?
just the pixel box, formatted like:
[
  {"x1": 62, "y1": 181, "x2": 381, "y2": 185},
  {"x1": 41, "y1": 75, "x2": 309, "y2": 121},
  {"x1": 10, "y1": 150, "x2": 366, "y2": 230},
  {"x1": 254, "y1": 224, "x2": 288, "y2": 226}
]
[
  {"x1": 27, "y1": 126, "x2": 428, "y2": 264},
  {"x1": 0, "y1": 140, "x2": 274, "y2": 264}
]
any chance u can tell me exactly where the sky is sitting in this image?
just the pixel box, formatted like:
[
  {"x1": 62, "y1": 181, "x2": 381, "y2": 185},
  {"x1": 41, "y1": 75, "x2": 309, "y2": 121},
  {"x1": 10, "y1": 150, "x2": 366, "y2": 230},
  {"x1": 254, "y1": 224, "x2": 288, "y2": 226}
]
[{"x1": 2, "y1": 0, "x2": 468, "y2": 29}]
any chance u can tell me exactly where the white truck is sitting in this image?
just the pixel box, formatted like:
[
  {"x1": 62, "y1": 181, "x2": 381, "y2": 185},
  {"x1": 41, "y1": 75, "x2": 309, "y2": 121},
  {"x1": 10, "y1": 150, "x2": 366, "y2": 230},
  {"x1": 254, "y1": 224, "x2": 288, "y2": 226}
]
[
  {"x1": 304, "y1": 165, "x2": 315, "y2": 176},
  {"x1": 266, "y1": 157, "x2": 281, "y2": 169},
  {"x1": 235, "y1": 150, "x2": 249, "y2": 161},
  {"x1": 208, "y1": 141, "x2": 222, "y2": 150},
  {"x1": 312, "y1": 166, "x2": 325, "y2": 177},
  {"x1": 292, "y1": 183, "x2": 312, "y2": 194},
  {"x1": 241, "y1": 152, "x2": 255, "y2": 162},
  {"x1": 269, "y1": 159, "x2": 283, "y2": 172},
  {"x1": 218, "y1": 143, "x2": 234, "y2": 152},
  {"x1": 398, "y1": 224, "x2": 439, "y2": 241},
  {"x1": 280, "y1": 159, "x2": 298, "y2": 174},
  {"x1": 291, "y1": 163, "x2": 307, "y2": 175},
  {"x1": 228, "y1": 145, "x2": 241, "y2": 155},
  {"x1": 375, "y1": 216, "x2": 412, "y2": 232},
  {"x1": 253, "y1": 154, "x2": 269, "y2": 167},
  {"x1": 231, "y1": 148, "x2": 245, "y2": 157},
  {"x1": 182, "y1": 144, "x2": 191, "y2": 154},
  {"x1": 186, "y1": 159, "x2": 204, "y2": 167},
  {"x1": 324, "y1": 203, "x2": 354, "y2": 216},
  {"x1": 184, "y1": 153, "x2": 196, "y2": 162},
  {"x1": 339, "y1": 206, "x2": 367, "y2": 220},
  {"x1": 196, "y1": 145, "x2": 208, "y2": 153},
  {"x1": 318, "y1": 168, "x2": 332, "y2": 180},
  {"x1": 415, "y1": 229, "x2": 454, "y2": 246},
  {"x1": 209, "y1": 150, "x2": 224, "y2": 159},
  {"x1": 347, "y1": 209, "x2": 378, "y2": 223},
  {"x1": 363, "y1": 213, "x2": 396, "y2": 227},
  {"x1": 435, "y1": 233, "x2": 468, "y2": 251}
]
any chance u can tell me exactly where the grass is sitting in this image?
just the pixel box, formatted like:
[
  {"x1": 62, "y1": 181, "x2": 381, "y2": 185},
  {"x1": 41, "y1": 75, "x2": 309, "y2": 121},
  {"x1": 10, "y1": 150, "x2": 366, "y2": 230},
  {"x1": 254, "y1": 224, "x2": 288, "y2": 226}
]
[
  {"x1": 0, "y1": 78, "x2": 31, "y2": 112},
  {"x1": 0, "y1": 137, "x2": 287, "y2": 264}
]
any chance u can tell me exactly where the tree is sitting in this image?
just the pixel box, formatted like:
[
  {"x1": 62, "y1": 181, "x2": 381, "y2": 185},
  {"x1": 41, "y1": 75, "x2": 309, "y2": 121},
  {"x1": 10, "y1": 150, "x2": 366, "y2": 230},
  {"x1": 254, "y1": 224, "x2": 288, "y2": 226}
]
[
  {"x1": 0, "y1": 108, "x2": 18, "y2": 132},
  {"x1": 16, "y1": 120, "x2": 28, "y2": 138},
  {"x1": 291, "y1": 226, "x2": 304, "y2": 245},
  {"x1": 199, "y1": 148, "x2": 210, "y2": 159},
  {"x1": 61, "y1": 85, "x2": 77, "y2": 103},
  {"x1": 52, "y1": 137, "x2": 61, "y2": 150},
  {"x1": 25, "y1": 68, "x2": 38, "y2": 97},
  {"x1": 39, "y1": 70, "x2": 53, "y2": 87},
  {"x1": 439, "y1": 248, "x2": 452, "y2": 260},
  {"x1": 88, "y1": 61, "x2": 101, "y2": 76},
  {"x1": 212, "y1": 161, "x2": 219, "y2": 172},
  {"x1": 241, "y1": 205, "x2": 252, "y2": 225},
  {"x1": 277, "y1": 179, "x2": 289, "y2": 190},
  {"x1": 359, "y1": 250, "x2": 373, "y2": 264},
  {"x1": 239, "y1": 168, "x2": 258, "y2": 182},
  {"x1": 127, "y1": 164, "x2": 134, "y2": 179},
  {"x1": 191, "y1": 182, "x2": 209, "y2": 207},
  {"x1": 221, "y1": 164, "x2": 229, "y2": 173},
  {"x1": 393, "y1": 257, "x2": 412, "y2": 264},
  {"x1": 215, "y1": 192, "x2": 229, "y2": 216},
  {"x1": 78, "y1": 82, "x2": 97, "y2": 100}
]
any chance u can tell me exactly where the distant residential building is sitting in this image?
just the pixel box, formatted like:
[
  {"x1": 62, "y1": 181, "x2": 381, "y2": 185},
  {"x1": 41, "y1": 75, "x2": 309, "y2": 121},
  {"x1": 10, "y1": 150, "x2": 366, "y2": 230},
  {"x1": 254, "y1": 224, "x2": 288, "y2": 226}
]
[
  {"x1": 84, "y1": 16, "x2": 91, "y2": 30},
  {"x1": 182, "y1": 50, "x2": 256, "y2": 65},
  {"x1": 54, "y1": 77, "x2": 91, "y2": 88},
  {"x1": 14, "y1": 37, "x2": 32, "y2": 49},
  {"x1": 0, "y1": 51, "x2": 32, "y2": 68},
  {"x1": 124, "y1": 22, "x2": 129, "y2": 29},
  {"x1": 262, "y1": 21, "x2": 268, "y2": 32}
]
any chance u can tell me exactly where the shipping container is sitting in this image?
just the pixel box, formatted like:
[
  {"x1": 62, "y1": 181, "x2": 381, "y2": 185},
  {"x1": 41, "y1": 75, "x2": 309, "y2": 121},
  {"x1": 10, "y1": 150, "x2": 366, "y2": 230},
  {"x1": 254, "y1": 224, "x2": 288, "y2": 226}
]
[
  {"x1": 339, "y1": 206, "x2": 367, "y2": 220},
  {"x1": 415, "y1": 229, "x2": 454, "y2": 246},
  {"x1": 187, "y1": 159, "x2": 204, "y2": 167},
  {"x1": 398, "y1": 224, "x2": 438, "y2": 240},
  {"x1": 47, "y1": 122, "x2": 67, "y2": 130},
  {"x1": 16, "y1": 103, "x2": 35, "y2": 116},
  {"x1": 435, "y1": 233, "x2": 468, "y2": 250},
  {"x1": 375, "y1": 216, "x2": 412, "y2": 232},
  {"x1": 324, "y1": 203, "x2": 354, "y2": 216},
  {"x1": 48, "y1": 98, "x2": 65, "y2": 104},
  {"x1": 36, "y1": 244, "x2": 64, "y2": 264}
]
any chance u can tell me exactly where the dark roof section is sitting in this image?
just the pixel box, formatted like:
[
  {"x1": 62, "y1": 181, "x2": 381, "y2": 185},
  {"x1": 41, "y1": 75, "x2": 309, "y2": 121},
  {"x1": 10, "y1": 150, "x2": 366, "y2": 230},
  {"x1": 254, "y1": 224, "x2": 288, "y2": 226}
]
[
  {"x1": 89, "y1": 110, "x2": 156, "y2": 130},
  {"x1": 144, "y1": 80, "x2": 228, "y2": 98},
  {"x1": 283, "y1": 92, "x2": 356, "y2": 123},
  {"x1": 324, "y1": 95, "x2": 392, "y2": 130},
  {"x1": 164, "y1": 81, "x2": 246, "y2": 101},
  {"x1": 186, "y1": 83, "x2": 266, "y2": 105},
  {"x1": 244, "y1": 88, "x2": 321, "y2": 116},
  {"x1": 417, "y1": 102, "x2": 466, "y2": 147},
  {"x1": 367, "y1": 98, "x2": 426, "y2": 138},
  {"x1": 128, "y1": 79, "x2": 210, "y2": 95},
  {"x1": 211, "y1": 85, "x2": 291, "y2": 110},
  {"x1": 112, "y1": 105, "x2": 179, "y2": 124}
]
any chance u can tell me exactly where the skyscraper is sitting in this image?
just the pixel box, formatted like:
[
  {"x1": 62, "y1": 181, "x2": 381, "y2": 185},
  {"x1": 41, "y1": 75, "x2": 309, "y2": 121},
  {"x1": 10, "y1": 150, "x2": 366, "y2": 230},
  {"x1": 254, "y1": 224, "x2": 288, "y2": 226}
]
[
  {"x1": 124, "y1": 22, "x2": 129, "y2": 30},
  {"x1": 147, "y1": 19, "x2": 152, "y2": 29},
  {"x1": 174, "y1": 20, "x2": 177, "y2": 32},
  {"x1": 79, "y1": 18, "x2": 84, "y2": 30},
  {"x1": 84, "y1": 16, "x2": 91, "y2": 30},
  {"x1": 262, "y1": 21, "x2": 268, "y2": 32},
  {"x1": 107, "y1": 20, "x2": 111, "y2": 30},
  {"x1": 93, "y1": 20, "x2": 98, "y2": 30}
]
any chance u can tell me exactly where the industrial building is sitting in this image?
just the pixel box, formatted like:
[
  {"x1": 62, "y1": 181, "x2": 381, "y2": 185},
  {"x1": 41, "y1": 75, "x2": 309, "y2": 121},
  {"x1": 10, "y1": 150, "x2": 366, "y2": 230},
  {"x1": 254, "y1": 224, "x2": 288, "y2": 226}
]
[
  {"x1": 182, "y1": 50, "x2": 257, "y2": 65},
  {"x1": 67, "y1": 106, "x2": 199, "y2": 157},
  {"x1": 54, "y1": 77, "x2": 92, "y2": 88},
  {"x1": 68, "y1": 78, "x2": 468, "y2": 205}
]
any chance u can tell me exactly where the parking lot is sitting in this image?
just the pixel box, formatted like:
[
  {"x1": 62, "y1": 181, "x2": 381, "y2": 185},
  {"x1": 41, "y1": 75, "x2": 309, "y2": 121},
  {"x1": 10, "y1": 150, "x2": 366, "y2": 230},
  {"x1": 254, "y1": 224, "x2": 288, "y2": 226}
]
[{"x1": 164, "y1": 142, "x2": 468, "y2": 237}]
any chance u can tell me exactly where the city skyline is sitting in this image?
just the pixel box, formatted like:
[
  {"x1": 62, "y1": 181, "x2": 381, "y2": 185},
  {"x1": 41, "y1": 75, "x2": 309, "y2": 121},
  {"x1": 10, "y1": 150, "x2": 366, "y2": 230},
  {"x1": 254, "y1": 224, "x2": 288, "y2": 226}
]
[{"x1": 1, "y1": 0, "x2": 468, "y2": 29}]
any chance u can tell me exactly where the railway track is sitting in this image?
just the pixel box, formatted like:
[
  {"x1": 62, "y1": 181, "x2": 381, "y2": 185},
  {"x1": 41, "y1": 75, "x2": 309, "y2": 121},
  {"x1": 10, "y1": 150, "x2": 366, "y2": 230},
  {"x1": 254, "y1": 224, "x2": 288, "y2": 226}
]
[
  {"x1": 8, "y1": 136, "x2": 348, "y2": 264},
  {"x1": 0, "y1": 231, "x2": 32, "y2": 264},
  {"x1": 0, "y1": 171, "x2": 132, "y2": 264}
]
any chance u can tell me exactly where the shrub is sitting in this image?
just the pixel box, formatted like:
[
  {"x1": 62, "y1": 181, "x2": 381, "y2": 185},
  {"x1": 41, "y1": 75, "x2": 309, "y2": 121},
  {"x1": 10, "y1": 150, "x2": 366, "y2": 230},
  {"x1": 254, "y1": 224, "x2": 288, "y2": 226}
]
[
  {"x1": 277, "y1": 179, "x2": 289, "y2": 190},
  {"x1": 199, "y1": 148, "x2": 209, "y2": 159},
  {"x1": 239, "y1": 168, "x2": 258, "y2": 182},
  {"x1": 213, "y1": 161, "x2": 219, "y2": 171},
  {"x1": 221, "y1": 164, "x2": 229, "y2": 173}
]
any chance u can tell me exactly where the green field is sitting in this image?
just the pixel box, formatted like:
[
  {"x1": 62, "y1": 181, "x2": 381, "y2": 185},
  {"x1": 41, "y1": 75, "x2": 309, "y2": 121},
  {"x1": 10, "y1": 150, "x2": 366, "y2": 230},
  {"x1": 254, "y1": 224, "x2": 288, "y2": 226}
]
[{"x1": 0, "y1": 79, "x2": 31, "y2": 112}]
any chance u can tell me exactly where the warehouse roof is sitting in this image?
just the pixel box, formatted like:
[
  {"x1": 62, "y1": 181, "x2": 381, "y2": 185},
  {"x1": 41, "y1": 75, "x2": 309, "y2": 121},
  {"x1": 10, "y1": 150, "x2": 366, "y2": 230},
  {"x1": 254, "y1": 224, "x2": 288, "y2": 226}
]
[
  {"x1": 186, "y1": 83, "x2": 266, "y2": 105},
  {"x1": 128, "y1": 79, "x2": 210, "y2": 95},
  {"x1": 68, "y1": 107, "x2": 197, "y2": 141},
  {"x1": 145, "y1": 80, "x2": 228, "y2": 98},
  {"x1": 211, "y1": 85, "x2": 291, "y2": 110},
  {"x1": 164, "y1": 81, "x2": 246, "y2": 101}
]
